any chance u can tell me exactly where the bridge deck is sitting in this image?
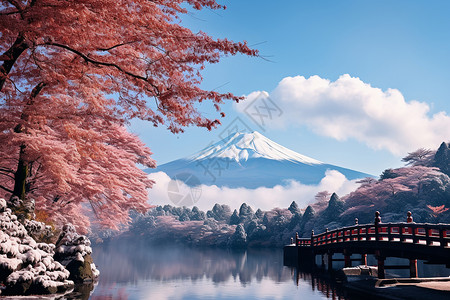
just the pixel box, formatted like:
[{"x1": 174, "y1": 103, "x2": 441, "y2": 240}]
[{"x1": 284, "y1": 218, "x2": 450, "y2": 278}]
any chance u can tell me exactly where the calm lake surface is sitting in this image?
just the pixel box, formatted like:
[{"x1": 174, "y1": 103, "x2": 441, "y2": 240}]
[
  {"x1": 89, "y1": 239, "x2": 344, "y2": 300},
  {"x1": 88, "y1": 239, "x2": 450, "y2": 300}
]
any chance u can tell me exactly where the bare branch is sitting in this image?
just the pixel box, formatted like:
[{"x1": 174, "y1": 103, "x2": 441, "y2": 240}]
[
  {"x1": 6, "y1": 0, "x2": 25, "y2": 12},
  {"x1": 98, "y1": 41, "x2": 139, "y2": 52},
  {"x1": 44, "y1": 42, "x2": 149, "y2": 81},
  {"x1": 0, "y1": 167, "x2": 14, "y2": 173},
  {"x1": 0, "y1": 9, "x2": 21, "y2": 16},
  {"x1": 0, "y1": 184, "x2": 13, "y2": 194},
  {"x1": 0, "y1": 171, "x2": 15, "y2": 180}
]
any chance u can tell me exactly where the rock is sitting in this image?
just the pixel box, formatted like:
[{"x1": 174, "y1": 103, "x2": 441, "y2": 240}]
[
  {"x1": 337, "y1": 265, "x2": 378, "y2": 283},
  {"x1": 65, "y1": 254, "x2": 95, "y2": 283},
  {"x1": 3, "y1": 278, "x2": 32, "y2": 295},
  {"x1": 27, "y1": 281, "x2": 58, "y2": 295},
  {"x1": 54, "y1": 224, "x2": 99, "y2": 283}
]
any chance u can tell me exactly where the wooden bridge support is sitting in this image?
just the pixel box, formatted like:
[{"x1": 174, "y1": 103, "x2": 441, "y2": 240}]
[
  {"x1": 410, "y1": 259, "x2": 418, "y2": 278},
  {"x1": 328, "y1": 252, "x2": 333, "y2": 271},
  {"x1": 377, "y1": 256, "x2": 385, "y2": 279},
  {"x1": 360, "y1": 254, "x2": 367, "y2": 266},
  {"x1": 344, "y1": 255, "x2": 351, "y2": 268}
]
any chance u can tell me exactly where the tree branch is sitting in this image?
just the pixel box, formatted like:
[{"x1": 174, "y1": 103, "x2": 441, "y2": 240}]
[
  {"x1": 0, "y1": 184, "x2": 13, "y2": 194},
  {"x1": 45, "y1": 42, "x2": 149, "y2": 81},
  {"x1": 7, "y1": 0, "x2": 24, "y2": 12},
  {"x1": 0, "y1": 171, "x2": 15, "y2": 180},
  {"x1": 0, "y1": 167, "x2": 14, "y2": 173},
  {"x1": 0, "y1": 34, "x2": 29, "y2": 92},
  {"x1": 98, "y1": 41, "x2": 139, "y2": 52},
  {"x1": 0, "y1": 9, "x2": 21, "y2": 15}
]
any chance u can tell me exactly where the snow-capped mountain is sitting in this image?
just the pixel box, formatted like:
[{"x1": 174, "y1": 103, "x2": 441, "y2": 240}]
[
  {"x1": 147, "y1": 131, "x2": 372, "y2": 188},
  {"x1": 190, "y1": 131, "x2": 322, "y2": 165}
]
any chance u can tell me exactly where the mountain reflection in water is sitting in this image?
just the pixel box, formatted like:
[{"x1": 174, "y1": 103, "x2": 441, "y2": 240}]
[{"x1": 89, "y1": 238, "x2": 345, "y2": 300}]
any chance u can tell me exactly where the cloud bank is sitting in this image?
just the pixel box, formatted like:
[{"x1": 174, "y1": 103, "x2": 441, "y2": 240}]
[
  {"x1": 147, "y1": 170, "x2": 359, "y2": 211},
  {"x1": 237, "y1": 74, "x2": 450, "y2": 155}
]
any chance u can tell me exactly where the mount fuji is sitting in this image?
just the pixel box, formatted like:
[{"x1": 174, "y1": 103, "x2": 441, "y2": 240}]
[{"x1": 147, "y1": 131, "x2": 372, "y2": 188}]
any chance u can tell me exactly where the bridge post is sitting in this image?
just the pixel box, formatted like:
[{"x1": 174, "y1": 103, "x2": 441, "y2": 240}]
[
  {"x1": 295, "y1": 232, "x2": 299, "y2": 247},
  {"x1": 409, "y1": 259, "x2": 418, "y2": 278},
  {"x1": 355, "y1": 218, "x2": 361, "y2": 241},
  {"x1": 407, "y1": 211, "x2": 413, "y2": 223},
  {"x1": 361, "y1": 254, "x2": 367, "y2": 266},
  {"x1": 426, "y1": 225, "x2": 432, "y2": 246},
  {"x1": 375, "y1": 250, "x2": 385, "y2": 279},
  {"x1": 375, "y1": 211, "x2": 381, "y2": 241},
  {"x1": 344, "y1": 249, "x2": 352, "y2": 268},
  {"x1": 377, "y1": 254, "x2": 385, "y2": 279},
  {"x1": 440, "y1": 227, "x2": 446, "y2": 248},
  {"x1": 311, "y1": 230, "x2": 315, "y2": 267},
  {"x1": 327, "y1": 252, "x2": 333, "y2": 271},
  {"x1": 406, "y1": 211, "x2": 413, "y2": 223},
  {"x1": 412, "y1": 225, "x2": 418, "y2": 244}
]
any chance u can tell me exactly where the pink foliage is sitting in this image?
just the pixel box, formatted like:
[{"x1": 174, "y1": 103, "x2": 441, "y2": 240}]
[
  {"x1": 0, "y1": 0, "x2": 257, "y2": 232},
  {"x1": 427, "y1": 205, "x2": 449, "y2": 216},
  {"x1": 343, "y1": 166, "x2": 442, "y2": 216},
  {"x1": 311, "y1": 191, "x2": 331, "y2": 213}
]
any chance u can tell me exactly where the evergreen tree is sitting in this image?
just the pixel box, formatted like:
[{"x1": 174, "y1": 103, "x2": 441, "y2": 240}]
[
  {"x1": 299, "y1": 205, "x2": 315, "y2": 234},
  {"x1": 191, "y1": 206, "x2": 205, "y2": 221},
  {"x1": 288, "y1": 213, "x2": 302, "y2": 230},
  {"x1": 255, "y1": 208, "x2": 264, "y2": 219},
  {"x1": 434, "y1": 142, "x2": 450, "y2": 176},
  {"x1": 229, "y1": 209, "x2": 240, "y2": 225},
  {"x1": 288, "y1": 201, "x2": 301, "y2": 215},
  {"x1": 228, "y1": 224, "x2": 247, "y2": 248},
  {"x1": 238, "y1": 203, "x2": 254, "y2": 223},
  {"x1": 380, "y1": 168, "x2": 399, "y2": 180},
  {"x1": 322, "y1": 193, "x2": 345, "y2": 221}
]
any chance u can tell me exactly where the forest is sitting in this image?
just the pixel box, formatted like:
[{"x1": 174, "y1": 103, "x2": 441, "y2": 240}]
[{"x1": 121, "y1": 142, "x2": 450, "y2": 248}]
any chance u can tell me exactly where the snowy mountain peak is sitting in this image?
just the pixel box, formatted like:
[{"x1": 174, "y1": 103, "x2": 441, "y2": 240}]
[{"x1": 189, "y1": 131, "x2": 323, "y2": 165}]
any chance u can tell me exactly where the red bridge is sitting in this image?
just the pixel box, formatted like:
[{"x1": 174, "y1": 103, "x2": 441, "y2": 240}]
[{"x1": 284, "y1": 211, "x2": 450, "y2": 279}]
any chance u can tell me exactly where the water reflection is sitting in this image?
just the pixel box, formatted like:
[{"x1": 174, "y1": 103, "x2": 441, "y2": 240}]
[
  {"x1": 89, "y1": 239, "x2": 340, "y2": 300},
  {"x1": 91, "y1": 240, "x2": 290, "y2": 285},
  {"x1": 89, "y1": 239, "x2": 450, "y2": 300},
  {"x1": 288, "y1": 268, "x2": 347, "y2": 300}
]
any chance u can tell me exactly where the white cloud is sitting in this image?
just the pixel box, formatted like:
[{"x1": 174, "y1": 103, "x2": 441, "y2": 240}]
[
  {"x1": 147, "y1": 170, "x2": 359, "y2": 211},
  {"x1": 236, "y1": 74, "x2": 450, "y2": 155}
]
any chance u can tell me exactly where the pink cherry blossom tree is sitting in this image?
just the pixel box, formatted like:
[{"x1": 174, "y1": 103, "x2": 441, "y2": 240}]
[{"x1": 0, "y1": 0, "x2": 257, "y2": 232}]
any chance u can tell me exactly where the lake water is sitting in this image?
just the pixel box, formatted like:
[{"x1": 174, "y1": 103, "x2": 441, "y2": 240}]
[
  {"x1": 88, "y1": 239, "x2": 346, "y2": 300},
  {"x1": 85, "y1": 239, "x2": 450, "y2": 300}
]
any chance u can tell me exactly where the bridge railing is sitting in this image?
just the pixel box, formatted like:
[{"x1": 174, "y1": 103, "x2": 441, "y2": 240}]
[{"x1": 294, "y1": 212, "x2": 450, "y2": 249}]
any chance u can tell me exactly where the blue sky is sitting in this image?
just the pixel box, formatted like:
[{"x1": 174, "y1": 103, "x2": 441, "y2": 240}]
[{"x1": 131, "y1": 0, "x2": 450, "y2": 177}]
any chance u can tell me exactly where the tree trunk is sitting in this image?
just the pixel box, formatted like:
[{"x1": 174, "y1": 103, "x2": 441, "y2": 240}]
[
  {"x1": 9, "y1": 144, "x2": 34, "y2": 221},
  {"x1": 13, "y1": 145, "x2": 28, "y2": 201},
  {"x1": 8, "y1": 82, "x2": 46, "y2": 220}
]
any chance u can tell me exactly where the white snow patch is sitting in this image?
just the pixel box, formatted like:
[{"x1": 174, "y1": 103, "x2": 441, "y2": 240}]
[{"x1": 189, "y1": 131, "x2": 323, "y2": 165}]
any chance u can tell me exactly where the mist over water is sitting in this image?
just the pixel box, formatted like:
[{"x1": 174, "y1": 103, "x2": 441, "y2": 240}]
[
  {"x1": 90, "y1": 239, "x2": 338, "y2": 300},
  {"x1": 89, "y1": 239, "x2": 450, "y2": 300}
]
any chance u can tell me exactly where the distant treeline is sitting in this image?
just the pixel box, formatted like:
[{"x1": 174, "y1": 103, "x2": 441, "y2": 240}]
[{"x1": 123, "y1": 142, "x2": 450, "y2": 248}]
